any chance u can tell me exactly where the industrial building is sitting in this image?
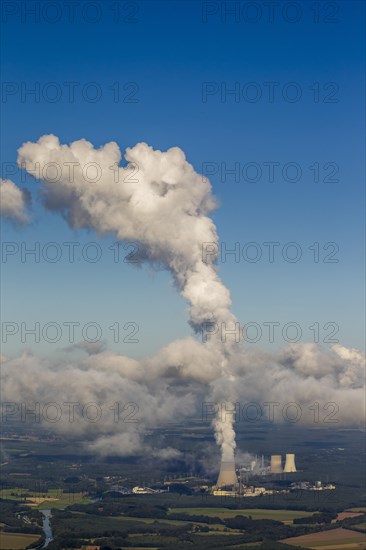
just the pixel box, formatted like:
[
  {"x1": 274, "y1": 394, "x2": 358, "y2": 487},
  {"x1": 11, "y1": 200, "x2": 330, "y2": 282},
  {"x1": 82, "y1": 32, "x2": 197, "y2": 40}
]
[{"x1": 213, "y1": 452, "x2": 298, "y2": 497}]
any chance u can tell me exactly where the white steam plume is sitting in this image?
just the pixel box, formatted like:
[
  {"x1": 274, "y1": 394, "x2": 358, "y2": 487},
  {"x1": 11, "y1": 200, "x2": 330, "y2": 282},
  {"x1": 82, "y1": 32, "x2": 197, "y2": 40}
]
[
  {"x1": 17, "y1": 135, "x2": 235, "y2": 331},
  {"x1": 16, "y1": 134, "x2": 238, "y2": 459}
]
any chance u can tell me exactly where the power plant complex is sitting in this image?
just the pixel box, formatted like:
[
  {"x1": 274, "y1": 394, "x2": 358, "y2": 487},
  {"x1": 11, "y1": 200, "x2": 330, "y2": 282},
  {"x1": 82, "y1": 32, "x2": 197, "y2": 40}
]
[{"x1": 213, "y1": 452, "x2": 298, "y2": 496}]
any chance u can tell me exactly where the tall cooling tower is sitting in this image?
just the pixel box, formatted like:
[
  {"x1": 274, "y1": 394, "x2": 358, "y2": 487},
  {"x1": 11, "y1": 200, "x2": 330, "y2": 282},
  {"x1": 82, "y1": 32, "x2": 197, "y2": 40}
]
[
  {"x1": 283, "y1": 453, "x2": 297, "y2": 472},
  {"x1": 216, "y1": 460, "x2": 238, "y2": 487},
  {"x1": 270, "y1": 455, "x2": 283, "y2": 474}
]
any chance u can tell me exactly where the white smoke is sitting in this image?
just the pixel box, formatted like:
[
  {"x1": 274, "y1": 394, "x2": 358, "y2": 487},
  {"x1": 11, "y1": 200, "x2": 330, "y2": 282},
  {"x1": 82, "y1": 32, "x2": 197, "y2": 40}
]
[
  {"x1": 17, "y1": 135, "x2": 235, "y2": 332},
  {"x1": 212, "y1": 406, "x2": 237, "y2": 462},
  {"x1": 0, "y1": 178, "x2": 30, "y2": 223},
  {"x1": 16, "y1": 134, "x2": 239, "y2": 459},
  {"x1": 0, "y1": 135, "x2": 364, "y2": 464}
]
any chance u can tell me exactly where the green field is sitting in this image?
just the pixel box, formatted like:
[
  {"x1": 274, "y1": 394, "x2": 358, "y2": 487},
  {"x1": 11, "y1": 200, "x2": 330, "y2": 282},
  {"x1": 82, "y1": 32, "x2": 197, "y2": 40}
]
[
  {"x1": 0, "y1": 487, "x2": 91, "y2": 509},
  {"x1": 71, "y1": 512, "x2": 240, "y2": 533},
  {"x1": 113, "y1": 515, "x2": 202, "y2": 527},
  {"x1": 168, "y1": 507, "x2": 314, "y2": 523},
  {"x1": 0, "y1": 532, "x2": 41, "y2": 550}
]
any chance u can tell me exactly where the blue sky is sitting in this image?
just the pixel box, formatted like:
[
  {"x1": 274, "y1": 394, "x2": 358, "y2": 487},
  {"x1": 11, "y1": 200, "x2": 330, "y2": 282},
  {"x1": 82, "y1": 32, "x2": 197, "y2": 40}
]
[{"x1": 1, "y1": 0, "x2": 365, "y2": 357}]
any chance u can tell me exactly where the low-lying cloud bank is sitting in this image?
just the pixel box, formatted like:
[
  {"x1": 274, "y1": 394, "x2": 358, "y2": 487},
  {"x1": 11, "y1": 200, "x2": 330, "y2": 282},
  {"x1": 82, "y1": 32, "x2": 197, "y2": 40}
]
[{"x1": 1, "y1": 340, "x2": 364, "y2": 458}]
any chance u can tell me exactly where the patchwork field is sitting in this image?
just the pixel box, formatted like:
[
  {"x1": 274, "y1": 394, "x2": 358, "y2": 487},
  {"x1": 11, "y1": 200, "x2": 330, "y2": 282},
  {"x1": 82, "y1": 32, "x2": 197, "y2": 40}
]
[
  {"x1": 0, "y1": 487, "x2": 91, "y2": 509},
  {"x1": 0, "y1": 532, "x2": 41, "y2": 550},
  {"x1": 168, "y1": 507, "x2": 314, "y2": 524},
  {"x1": 283, "y1": 527, "x2": 366, "y2": 549}
]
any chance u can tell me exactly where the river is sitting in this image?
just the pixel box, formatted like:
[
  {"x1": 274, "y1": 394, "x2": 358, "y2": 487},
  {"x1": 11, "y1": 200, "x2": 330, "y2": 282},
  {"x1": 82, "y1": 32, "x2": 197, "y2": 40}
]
[{"x1": 40, "y1": 510, "x2": 53, "y2": 548}]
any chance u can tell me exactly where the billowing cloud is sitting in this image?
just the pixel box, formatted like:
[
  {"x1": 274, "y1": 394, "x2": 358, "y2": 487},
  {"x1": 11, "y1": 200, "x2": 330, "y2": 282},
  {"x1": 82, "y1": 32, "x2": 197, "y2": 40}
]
[
  {"x1": 0, "y1": 178, "x2": 30, "y2": 223},
  {"x1": 63, "y1": 340, "x2": 107, "y2": 356},
  {"x1": 17, "y1": 135, "x2": 233, "y2": 332}
]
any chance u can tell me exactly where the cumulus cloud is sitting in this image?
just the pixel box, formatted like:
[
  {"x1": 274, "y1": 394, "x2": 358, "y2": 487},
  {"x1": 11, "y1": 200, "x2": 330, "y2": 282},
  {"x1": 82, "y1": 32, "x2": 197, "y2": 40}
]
[
  {"x1": 63, "y1": 340, "x2": 107, "y2": 356},
  {"x1": 0, "y1": 178, "x2": 30, "y2": 223}
]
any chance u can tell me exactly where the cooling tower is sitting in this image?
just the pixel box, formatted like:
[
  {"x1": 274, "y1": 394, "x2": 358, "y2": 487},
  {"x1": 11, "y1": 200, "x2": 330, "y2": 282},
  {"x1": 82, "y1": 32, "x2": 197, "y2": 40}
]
[
  {"x1": 216, "y1": 460, "x2": 238, "y2": 487},
  {"x1": 283, "y1": 453, "x2": 297, "y2": 472},
  {"x1": 270, "y1": 454, "x2": 283, "y2": 474}
]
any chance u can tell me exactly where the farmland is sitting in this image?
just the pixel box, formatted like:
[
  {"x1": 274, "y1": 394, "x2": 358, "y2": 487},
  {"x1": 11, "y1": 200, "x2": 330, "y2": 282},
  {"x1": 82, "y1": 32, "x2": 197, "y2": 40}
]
[
  {"x1": 168, "y1": 507, "x2": 314, "y2": 523},
  {"x1": 283, "y1": 527, "x2": 366, "y2": 549},
  {"x1": 1, "y1": 423, "x2": 365, "y2": 548},
  {"x1": 0, "y1": 487, "x2": 91, "y2": 509},
  {"x1": 0, "y1": 532, "x2": 41, "y2": 550}
]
